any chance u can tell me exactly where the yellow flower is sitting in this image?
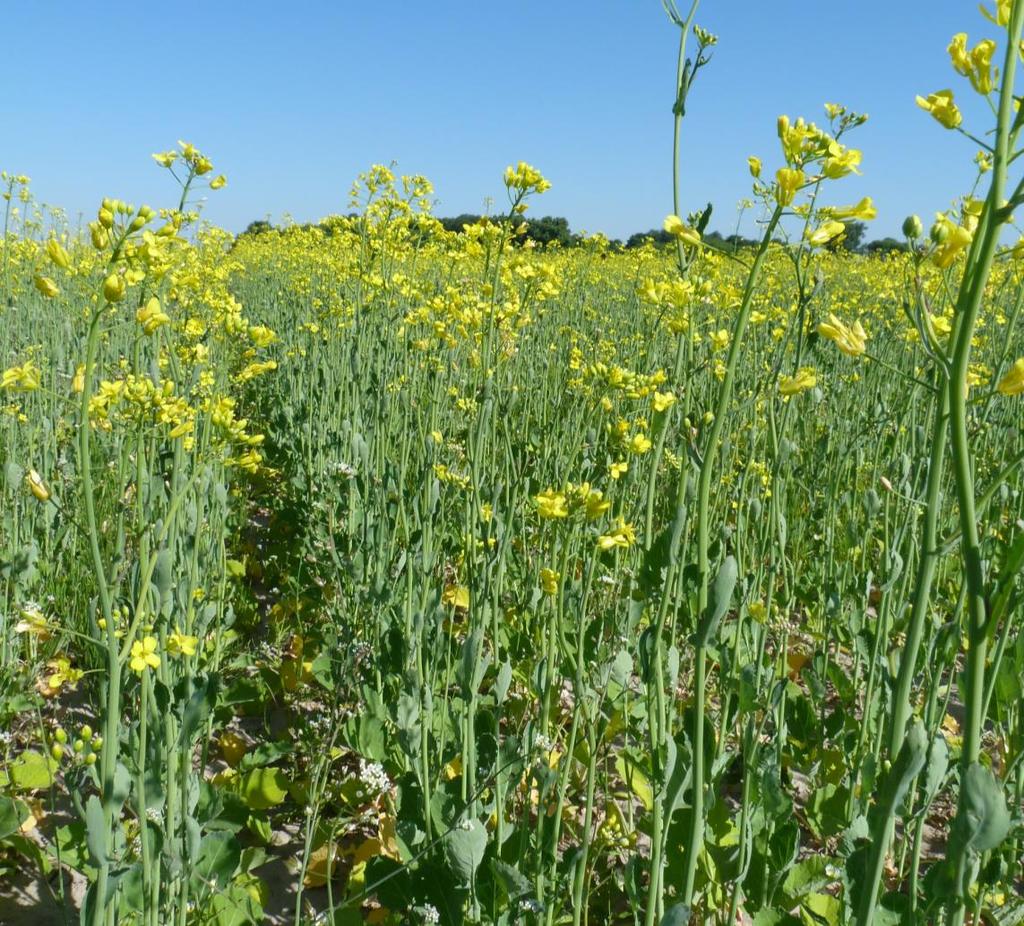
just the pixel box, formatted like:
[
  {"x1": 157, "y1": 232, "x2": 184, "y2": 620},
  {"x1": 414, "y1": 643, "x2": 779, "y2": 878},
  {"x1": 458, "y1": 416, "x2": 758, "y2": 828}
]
[
  {"x1": 152, "y1": 150, "x2": 179, "y2": 168},
  {"x1": 504, "y1": 161, "x2": 551, "y2": 195},
  {"x1": 830, "y1": 197, "x2": 877, "y2": 221},
  {"x1": 980, "y1": 0, "x2": 1010, "y2": 27},
  {"x1": 916, "y1": 90, "x2": 962, "y2": 129},
  {"x1": 663, "y1": 215, "x2": 702, "y2": 247},
  {"x1": 805, "y1": 221, "x2": 846, "y2": 248},
  {"x1": 136, "y1": 296, "x2": 170, "y2": 335},
  {"x1": 442, "y1": 584, "x2": 470, "y2": 610},
  {"x1": 932, "y1": 222, "x2": 973, "y2": 269},
  {"x1": 539, "y1": 568, "x2": 560, "y2": 595},
  {"x1": 778, "y1": 367, "x2": 817, "y2": 396},
  {"x1": 747, "y1": 156, "x2": 762, "y2": 178},
  {"x1": 210, "y1": 174, "x2": 227, "y2": 190},
  {"x1": 709, "y1": 329, "x2": 730, "y2": 351},
  {"x1": 46, "y1": 238, "x2": 70, "y2": 269},
  {"x1": 596, "y1": 518, "x2": 636, "y2": 551},
  {"x1": 34, "y1": 274, "x2": 59, "y2": 298},
  {"x1": 652, "y1": 391, "x2": 676, "y2": 413},
  {"x1": 535, "y1": 488, "x2": 569, "y2": 519},
  {"x1": 628, "y1": 433, "x2": 652, "y2": 454},
  {"x1": 130, "y1": 636, "x2": 161, "y2": 674},
  {"x1": 103, "y1": 273, "x2": 126, "y2": 303},
  {"x1": 14, "y1": 605, "x2": 50, "y2": 639},
  {"x1": 996, "y1": 358, "x2": 1024, "y2": 395},
  {"x1": 822, "y1": 142, "x2": 862, "y2": 179},
  {"x1": 167, "y1": 628, "x2": 199, "y2": 657},
  {"x1": 39, "y1": 658, "x2": 83, "y2": 698},
  {"x1": 1, "y1": 361, "x2": 41, "y2": 391},
  {"x1": 584, "y1": 489, "x2": 611, "y2": 520},
  {"x1": 949, "y1": 34, "x2": 997, "y2": 95},
  {"x1": 949, "y1": 33, "x2": 972, "y2": 75},
  {"x1": 25, "y1": 469, "x2": 50, "y2": 502},
  {"x1": 775, "y1": 168, "x2": 806, "y2": 206},
  {"x1": 609, "y1": 460, "x2": 628, "y2": 480},
  {"x1": 817, "y1": 313, "x2": 867, "y2": 357}
]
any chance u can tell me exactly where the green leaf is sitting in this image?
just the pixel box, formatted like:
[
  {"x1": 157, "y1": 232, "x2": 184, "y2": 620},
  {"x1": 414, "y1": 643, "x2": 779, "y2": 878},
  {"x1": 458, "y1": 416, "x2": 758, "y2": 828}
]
[
  {"x1": 661, "y1": 904, "x2": 692, "y2": 926},
  {"x1": 491, "y1": 858, "x2": 531, "y2": 900},
  {"x1": 194, "y1": 878, "x2": 264, "y2": 926},
  {"x1": 85, "y1": 795, "x2": 107, "y2": 865},
  {"x1": 800, "y1": 892, "x2": 841, "y2": 926},
  {"x1": 310, "y1": 650, "x2": 334, "y2": 691},
  {"x1": 179, "y1": 674, "x2": 221, "y2": 748},
  {"x1": 191, "y1": 831, "x2": 241, "y2": 890},
  {"x1": 444, "y1": 818, "x2": 487, "y2": 886},
  {"x1": 783, "y1": 856, "x2": 835, "y2": 903},
  {"x1": 9, "y1": 749, "x2": 56, "y2": 790},
  {"x1": 918, "y1": 734, "x2": 949, "y2": 812},
  {"x1": 494, "y1": 659, "x2": 513, "y2": 705},
  {"x1": 950, "y1": 763, "x2": 1011, "y2": 855},
  {"x1": 615, "y1": 754, "x2": 653, "y2": 812},
  {"x1": 696, "y1": 555, "x2": 737, "y2": 645},
  {"x1": 240, "y1": 767, "x2": 290, "y2": 811},
  {"x1": 0, "y1": 796, "x2": 29, "y2": 839}
]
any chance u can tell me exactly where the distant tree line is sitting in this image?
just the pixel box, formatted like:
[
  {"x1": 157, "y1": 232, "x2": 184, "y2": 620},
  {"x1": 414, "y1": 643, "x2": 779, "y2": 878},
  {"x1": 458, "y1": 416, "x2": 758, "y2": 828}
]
[{"x1": 236, "y1": 215, "x2": 907, "y2": 254}]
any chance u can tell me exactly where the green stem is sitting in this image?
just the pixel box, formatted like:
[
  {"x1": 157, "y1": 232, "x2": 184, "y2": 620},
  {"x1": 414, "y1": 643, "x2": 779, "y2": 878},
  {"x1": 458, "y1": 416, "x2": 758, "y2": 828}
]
[{"x1": 681, "y1": 206, "x2": 783, "y2": 908}]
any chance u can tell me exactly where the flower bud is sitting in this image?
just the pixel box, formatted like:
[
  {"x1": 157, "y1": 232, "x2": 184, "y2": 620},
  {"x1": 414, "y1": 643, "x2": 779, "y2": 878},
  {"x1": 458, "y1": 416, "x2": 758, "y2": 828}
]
[
  {"x1": 98, "y1": 207, "x2": 114, "y2": 229},
  {"x1": 103, "y1": 273, "x2": 126, "y2": 303},
  {"x1": 54, "y1": 728, "x2": 68, "y2": 744},
  {"x1": 26, "y1": 469, "x2": 50, "y2": 502},
  {"x1": 89, "y1": 222, "x2": 109, "y2": 250},
  {"x1": 34, "y1": 275, "x2": 59, "y2": 298},
  {"x1": 51, "y1": 744, "x2": 65, "y2": 760},
  {"x1": 46, "y1": 238, "x2": 70, "y2": 269},
  {"x1": 80, "y1": 724, "x2": 93, "y2": 740},
  {"x1": 902, "y1": 215, "x2": 923, "y2": 239},
  {"x1": 930, "y1": 220, "x2": 951, "y2": 245}
]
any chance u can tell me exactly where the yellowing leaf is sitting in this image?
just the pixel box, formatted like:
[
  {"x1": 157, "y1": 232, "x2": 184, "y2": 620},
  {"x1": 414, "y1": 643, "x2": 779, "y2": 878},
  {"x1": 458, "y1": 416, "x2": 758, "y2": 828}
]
[
  {"x1": 615, "y1": 755, "x2": 653, "y2": 812},
  {"x1": 240, "y1": 767, "x2": 290, "y2": 810}
]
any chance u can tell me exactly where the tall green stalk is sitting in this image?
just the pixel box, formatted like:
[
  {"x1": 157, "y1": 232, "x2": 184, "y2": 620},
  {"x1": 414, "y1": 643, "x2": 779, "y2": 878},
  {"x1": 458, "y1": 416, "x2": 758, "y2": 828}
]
[
  {"x1": 681, "y1": 205, "x2": 782, "y2": 908},
  {"x1": 942, "y1": 7, "x2": 1023, "y2": 921}
]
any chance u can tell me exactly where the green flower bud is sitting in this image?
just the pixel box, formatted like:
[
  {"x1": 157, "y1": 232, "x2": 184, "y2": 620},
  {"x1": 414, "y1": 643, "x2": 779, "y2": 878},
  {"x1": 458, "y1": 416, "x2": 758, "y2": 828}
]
[{"x1": 902, "y1": 215, "x2": 923, "y2": 239}]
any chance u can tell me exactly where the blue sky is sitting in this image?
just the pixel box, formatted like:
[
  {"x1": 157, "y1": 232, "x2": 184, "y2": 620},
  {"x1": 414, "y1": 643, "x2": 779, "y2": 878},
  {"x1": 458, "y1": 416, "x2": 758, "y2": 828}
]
[{"x1": 2, "y1": 2, "x2": 998, "y2": 240}]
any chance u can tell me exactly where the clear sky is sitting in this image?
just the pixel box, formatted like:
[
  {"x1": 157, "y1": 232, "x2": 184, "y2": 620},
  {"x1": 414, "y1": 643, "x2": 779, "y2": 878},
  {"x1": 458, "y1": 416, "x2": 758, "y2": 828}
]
[{"x1": 2, "y1": 1, "x2": 997, "y2": 241}]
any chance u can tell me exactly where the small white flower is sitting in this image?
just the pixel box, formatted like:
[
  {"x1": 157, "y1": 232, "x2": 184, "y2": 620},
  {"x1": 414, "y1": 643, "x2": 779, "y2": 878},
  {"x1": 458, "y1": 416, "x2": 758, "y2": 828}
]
[{"x1": 358, "y1": 759, "x2": 391, "y2": 794}]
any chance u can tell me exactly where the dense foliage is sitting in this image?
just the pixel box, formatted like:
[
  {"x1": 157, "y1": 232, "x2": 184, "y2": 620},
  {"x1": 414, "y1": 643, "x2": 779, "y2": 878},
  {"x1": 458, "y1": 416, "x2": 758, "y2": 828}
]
[{"x1": 1, "y1": 4, "x2": 1023, "y2": 926}]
